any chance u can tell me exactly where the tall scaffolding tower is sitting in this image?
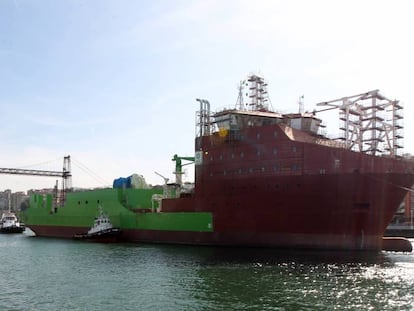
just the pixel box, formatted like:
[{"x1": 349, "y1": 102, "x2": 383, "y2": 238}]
[{"x1": 246, "y1": 74, "x2": 269, "y2": 111}]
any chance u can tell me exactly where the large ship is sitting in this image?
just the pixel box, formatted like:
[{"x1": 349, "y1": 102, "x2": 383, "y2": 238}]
[{"x1": 21, "y1": 75, "x2": 414, "y2": 251}]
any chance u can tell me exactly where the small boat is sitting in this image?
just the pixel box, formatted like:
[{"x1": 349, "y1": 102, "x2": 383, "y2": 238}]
[
  {"x1": 385, "y1": 223, "x2": 414, "y2": 238},
  {"x1": 73, "y1": 207, "x2": 121, "y2": 242},
  {"x1": 0, "y1": 212, "x2": 26, "y2": 234}
]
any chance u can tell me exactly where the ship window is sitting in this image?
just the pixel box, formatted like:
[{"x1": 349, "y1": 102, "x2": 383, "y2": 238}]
[
  {"x1": 257, "y1": 133, "x2": 261, "y2": 140},
  {"x1": 249, "y1": 168, "x2": 253, "y2": 173},
  {"x1": 231, "y1": 153, "x2": 235, "y2": 159},
  {"x1": 273, "y1": 148, "x2": 278, "y2": 155},
  {"x1": 240, "y1": 152, "x2": 244, "y2": 158},
  {"x1": 78, "y1": 201, "x2": 81, "y2": 205},
  {"x1": 292, "y1": 146, "x2": 297, "y2": 153},
  {"x1": 238, "y1": 168, "x2": 242, "y2": 174},
  {"x1": 97, "y1": 200, "x2": 100, "y2": 204},
  {"x1": 219, "y1": 155, "x2": 223, "y2": 160},
  {"x1": 85, "y1": 200, "x2": 88, "y2": 204},
  {"x1": 257, "y1": 150, "x2": 261, "y2": 156},
  {"x1": 210, "y1": 156, "x2": 213, "y2": 161},
  {"x1": 320, "y1": 169, "x2": 326, "y2": 174},
  {"x1": 274, "y1": 131, "x2": 278, "y2": 138},
  {"x1": 261, "y1": 167, "x2": 265, "y2": 172}
]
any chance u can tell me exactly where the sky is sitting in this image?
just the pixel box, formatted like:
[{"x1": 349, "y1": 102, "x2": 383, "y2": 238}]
[{"x1": 1, "y1": 0, "x2": 414, "y2": 192}]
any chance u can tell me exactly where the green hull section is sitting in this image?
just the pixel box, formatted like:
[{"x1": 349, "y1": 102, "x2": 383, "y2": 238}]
[{"x1": 21, "y1": 188, "x2": 213, "y2": 233}]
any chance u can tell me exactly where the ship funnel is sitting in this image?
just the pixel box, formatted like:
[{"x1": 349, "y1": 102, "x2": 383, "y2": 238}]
[{"x1": 196, "y1": 98, "x2": 211, "y2": 137}]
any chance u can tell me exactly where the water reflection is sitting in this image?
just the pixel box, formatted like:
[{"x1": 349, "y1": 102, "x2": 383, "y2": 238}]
[
  {"x1": 152, "y1": 244, "x2": 414, "y2": 310},
  {"x1": 2, "y1": 234, "x2": 413, "y2": 311}
]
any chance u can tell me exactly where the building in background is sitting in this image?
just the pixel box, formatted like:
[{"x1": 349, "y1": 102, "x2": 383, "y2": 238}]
[{"x1": 0, "y1": 190, "x2": 30, "y2": 212}]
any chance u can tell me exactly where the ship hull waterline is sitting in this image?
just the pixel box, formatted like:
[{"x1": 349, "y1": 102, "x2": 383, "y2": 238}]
[{"x1": 28, "y1": 224, "x2": 406, "y2": 251}]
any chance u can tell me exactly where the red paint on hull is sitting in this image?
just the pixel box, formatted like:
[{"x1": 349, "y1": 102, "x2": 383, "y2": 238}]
[
  {"x1": 25, "y1": 98, "x2": 414, "y2": 252},
  {"x1": 29, "y1": 225, "x2": 390, "y2": 251}
]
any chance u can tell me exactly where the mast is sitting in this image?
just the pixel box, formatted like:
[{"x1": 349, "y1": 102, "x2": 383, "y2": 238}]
[{"x1": 235, "y1": 80, "x2": 245, "y2": 110}]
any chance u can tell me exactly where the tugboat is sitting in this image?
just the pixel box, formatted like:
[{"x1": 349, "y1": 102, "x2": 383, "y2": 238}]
[
  {"x1": 73, "y1": 206, "x2": 121, "y2": 242},
  {"x1": 0, "y1": 211, "x2": 26, "y2": 234}
]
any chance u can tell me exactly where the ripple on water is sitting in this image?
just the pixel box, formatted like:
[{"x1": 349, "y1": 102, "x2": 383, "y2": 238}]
[{"x1": 1, "y1": 236, "x2": 413, "y2": 310}]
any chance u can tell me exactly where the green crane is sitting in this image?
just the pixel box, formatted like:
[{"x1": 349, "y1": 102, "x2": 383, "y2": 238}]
[{"x1": 172, "y1": 154, "x2": 195, "y2": 185}]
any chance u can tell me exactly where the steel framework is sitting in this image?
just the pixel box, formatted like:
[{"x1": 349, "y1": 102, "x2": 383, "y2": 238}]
[{"x1": 316, "y1": 90, "x2": 403, "y2": 157}]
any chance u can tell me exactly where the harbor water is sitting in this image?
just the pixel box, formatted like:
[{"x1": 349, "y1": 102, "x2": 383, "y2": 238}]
[{"x1": 1, "y1": 232, "x2": 414, "y2": 311}]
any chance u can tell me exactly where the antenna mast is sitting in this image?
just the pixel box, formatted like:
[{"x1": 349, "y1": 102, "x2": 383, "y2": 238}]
[
  {"x1": 298, "y1": 95, "x2": 304, "y2": 114},
  {"x1": 235, "y1": 80, "x2": 245, "y2": 110}
]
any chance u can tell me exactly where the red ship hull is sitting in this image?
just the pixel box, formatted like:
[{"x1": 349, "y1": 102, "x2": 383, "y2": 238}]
[
  {"x1": 24, "y1": 84, "x2": 414, "y2": 251},
  {"x1": 29, "y1": 123, "x2": 414, "y2": 251}
]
